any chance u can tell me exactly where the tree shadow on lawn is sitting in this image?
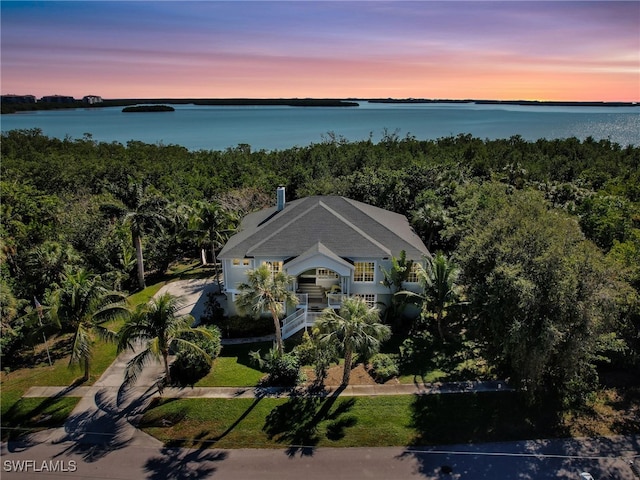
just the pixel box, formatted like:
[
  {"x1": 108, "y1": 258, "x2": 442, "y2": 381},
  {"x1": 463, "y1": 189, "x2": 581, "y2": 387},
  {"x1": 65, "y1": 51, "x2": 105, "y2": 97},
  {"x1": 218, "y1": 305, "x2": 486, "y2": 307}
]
[
  {"x1": 3, "y1": 378, "x2": 86, "y2": 444},
  {"x1": 218, "y1": 342, "x2": 273, "y2": 370},
  {"x1": 408, "y1": 391, "x2": 564, "y2": 447},
  {"x1": 262, "y1": 386, "x2": 357, "y2": 457},
  {"x1": 401, "y1": 391, "x2": 572, "y2": 478},
  {"x1": 155, "y1": 394, "x2": 265, "y2": 450}
]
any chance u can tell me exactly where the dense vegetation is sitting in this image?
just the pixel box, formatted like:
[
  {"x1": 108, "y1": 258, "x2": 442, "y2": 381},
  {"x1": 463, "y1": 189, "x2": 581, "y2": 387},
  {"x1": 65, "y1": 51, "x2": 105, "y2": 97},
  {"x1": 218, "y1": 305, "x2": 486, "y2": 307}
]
[{"x1": 1, "y1": 128, "x2": 638, "y2": 409}]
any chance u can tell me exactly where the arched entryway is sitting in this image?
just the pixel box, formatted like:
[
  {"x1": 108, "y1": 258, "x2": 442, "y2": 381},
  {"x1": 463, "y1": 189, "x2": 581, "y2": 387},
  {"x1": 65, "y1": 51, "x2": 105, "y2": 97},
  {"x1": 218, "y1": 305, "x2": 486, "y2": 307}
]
[
  {"x1": 284, "y1": 242, "x2": 354, "y2": 311},
  {"x1": 296, "y1": 267, "x2": 344, "y2": 309}
]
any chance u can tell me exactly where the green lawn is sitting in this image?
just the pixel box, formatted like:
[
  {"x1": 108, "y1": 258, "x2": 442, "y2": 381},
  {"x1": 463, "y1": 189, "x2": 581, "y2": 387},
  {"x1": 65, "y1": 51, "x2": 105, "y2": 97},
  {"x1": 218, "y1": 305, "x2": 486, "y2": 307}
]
[
  {"x1": 1, "y1": 396, "x2": 80, "y2": 441},
  {"x1": 140, "y1": 395, "x2": 414, "y2": 449},
  {"x1": 139, "y1": 392, "x2": 569, "y2": 449},
  {"x1": 195, "y1": 342, "x2": 270, "y2": 387},
  {"x1": 1, "y1": 340, "x2": 117, "y2": 408}
]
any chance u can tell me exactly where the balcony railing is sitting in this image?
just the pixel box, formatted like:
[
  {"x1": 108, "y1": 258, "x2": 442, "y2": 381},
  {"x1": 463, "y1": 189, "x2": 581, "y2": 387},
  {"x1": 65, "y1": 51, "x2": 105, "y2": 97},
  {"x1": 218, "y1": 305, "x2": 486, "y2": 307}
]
[
  {"x1": 327, "y1": 293, "x2": 347, "y2": 308},
  {"x1": 295, "y1": 293, "x2": 308, "y2": 308},
  {"x1": 282, "y1": 310, "x2": 326, "y2": 339}
]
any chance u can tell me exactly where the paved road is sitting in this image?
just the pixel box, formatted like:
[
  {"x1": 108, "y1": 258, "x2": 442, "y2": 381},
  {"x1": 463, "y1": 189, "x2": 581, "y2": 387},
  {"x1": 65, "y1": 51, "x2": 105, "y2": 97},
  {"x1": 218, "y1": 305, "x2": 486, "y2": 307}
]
[{"x1": 2, "y1": 436, "x2": 639, "y2": 479}]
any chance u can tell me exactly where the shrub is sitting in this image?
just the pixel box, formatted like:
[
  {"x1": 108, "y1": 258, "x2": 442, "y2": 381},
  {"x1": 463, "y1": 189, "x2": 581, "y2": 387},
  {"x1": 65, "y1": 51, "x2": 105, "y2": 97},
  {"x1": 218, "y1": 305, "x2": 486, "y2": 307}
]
[
  {"x1": 199, "y1": 292, "x2": 225, "y2": 325},
  {"x1": 292, "y1": 330, "x2": 316, "y2": 365},
  {"x1": 399, "y1": 330, "x2": 435, "y2": 374},
  {"x1": 369, "y1": 353, "x2": 399, "y2": 383},
  {"x1": 293, "y1": 330, "x2": 339, "y2": 384},
  {"x1": 249, "y1": 344, "x2": 304, "y2": 387},
  {"x1": 171, "y1": 325, "x2": 222, "y2": 386}
]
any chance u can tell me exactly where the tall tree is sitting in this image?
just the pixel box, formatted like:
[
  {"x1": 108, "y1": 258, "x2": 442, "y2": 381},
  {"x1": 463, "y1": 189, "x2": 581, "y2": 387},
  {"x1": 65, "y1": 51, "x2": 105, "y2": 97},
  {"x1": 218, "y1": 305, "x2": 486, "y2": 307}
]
[
  {"x1": 411, "y1": 201, "x2": 450, "y2": 251},
  {"x1": 418, "y1": 251, "x2": 460, "y2": 340},
  {"x1": 457, "y1": 186, "x2": 630, "y2": 405},
  {"x1": 117, "y1": 292, "x2": 213, "y2": 386},
  {"x1": 48, "y1": 268, "x2": 128, "y2": 381},
  {"x1": 379, "y1": 250, "x2": 414, "y2": 328},
  {"x1": 315, "y1": 296, "x2": 391, "y2": 385},
  {"x1": 24, "y1": 241, "x2": 81, "y2": 297},
  {"x1": 188, "y1": 200, "x2": 238, "y2": 291},
  {"x1": 103, "y1": 179, "x2": 167, "y2": 289},
  {"x1": 235, "y1": 264, "x2": 297, "y2": 356}
]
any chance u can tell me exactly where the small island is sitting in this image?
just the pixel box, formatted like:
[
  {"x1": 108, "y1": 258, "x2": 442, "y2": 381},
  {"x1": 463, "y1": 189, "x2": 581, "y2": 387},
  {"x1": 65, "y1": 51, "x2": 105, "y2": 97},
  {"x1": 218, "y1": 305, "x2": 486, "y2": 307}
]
[{"x1": 122, "y1": 105, "x2": 175, "y2": 113}]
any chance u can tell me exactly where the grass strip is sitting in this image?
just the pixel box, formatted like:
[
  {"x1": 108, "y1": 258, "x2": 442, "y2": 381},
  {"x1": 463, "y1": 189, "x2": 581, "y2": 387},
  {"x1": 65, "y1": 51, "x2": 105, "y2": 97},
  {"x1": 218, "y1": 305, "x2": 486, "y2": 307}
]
[
  {"x1": 1, "y1": 397, "x2": 79, "y2": 441},
  {"x1": 140, "y1": 392, "x2": 573, "y2": 450}
]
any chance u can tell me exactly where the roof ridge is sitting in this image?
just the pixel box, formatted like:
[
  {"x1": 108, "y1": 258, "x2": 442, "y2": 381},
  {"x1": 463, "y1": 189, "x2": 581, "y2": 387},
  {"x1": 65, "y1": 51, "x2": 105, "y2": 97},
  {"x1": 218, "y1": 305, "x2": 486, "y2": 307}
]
[
  {"x1": 318, "y1": 200, "x2": 392, "y2": 256},
  {"x1": 246, "y1": 199, "x2": 316, "y2": 255},
  {"x1": 343, "y1": 197, "x2": 427, "y2": 257}
]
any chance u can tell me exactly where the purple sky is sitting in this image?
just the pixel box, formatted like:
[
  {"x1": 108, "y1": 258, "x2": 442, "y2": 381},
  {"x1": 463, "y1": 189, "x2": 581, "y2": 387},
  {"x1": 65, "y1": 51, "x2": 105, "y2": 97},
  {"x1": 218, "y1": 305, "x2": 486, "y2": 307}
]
[{"x1": 2, "y1": 1, "x2": 638, "y2": 101}]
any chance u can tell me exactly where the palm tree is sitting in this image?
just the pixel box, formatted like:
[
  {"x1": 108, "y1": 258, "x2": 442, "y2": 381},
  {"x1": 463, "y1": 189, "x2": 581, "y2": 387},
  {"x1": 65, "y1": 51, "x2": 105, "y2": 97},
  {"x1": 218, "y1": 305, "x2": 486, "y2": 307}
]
[
  {"x1": 48, "y1": 268, "x2": 128, "y2": 381},
  {"x1": 117, "y1": 292, "x2": 213, "y2": 386},
  {"x1": 235, "y1": 264, "x2": 297, "y2": 356},
  {"x1": 25, "y1": 241, "x2": 81, "y2": 296},
  {"x1": 411, "y1": 202, "x2": 450, "y2": 251},
  {"x1": 416, "y1": 251, "x2": 460, "y2": 340},
  {"x1": 188, "y1": 200, "x2": 238, "y2": 292},
  {"x1": 103, "y1": 178, "x2": 167, "y2": 289},
  {"x1": 315, "y1": 296, "x2": 391, "y2": 385}
]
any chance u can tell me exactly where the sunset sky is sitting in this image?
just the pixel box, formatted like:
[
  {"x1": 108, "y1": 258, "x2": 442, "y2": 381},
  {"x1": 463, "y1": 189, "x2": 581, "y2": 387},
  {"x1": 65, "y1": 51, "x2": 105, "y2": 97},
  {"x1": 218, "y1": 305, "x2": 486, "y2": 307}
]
[{"x1": 1, "y1": 1, "x2": 638, "y2": 101}]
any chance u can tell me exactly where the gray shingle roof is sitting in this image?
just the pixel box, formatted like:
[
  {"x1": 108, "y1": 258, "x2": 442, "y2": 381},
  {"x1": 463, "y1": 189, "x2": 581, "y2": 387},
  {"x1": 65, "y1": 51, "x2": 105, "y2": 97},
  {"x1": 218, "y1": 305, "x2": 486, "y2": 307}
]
[{"x1": 219, "y1": 196, "x2": 429, "y2": 260}]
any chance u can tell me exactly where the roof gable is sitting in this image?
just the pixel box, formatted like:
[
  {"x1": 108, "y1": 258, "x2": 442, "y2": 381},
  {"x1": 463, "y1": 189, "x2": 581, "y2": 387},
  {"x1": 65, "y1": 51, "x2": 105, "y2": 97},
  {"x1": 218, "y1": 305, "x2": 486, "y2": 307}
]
[
  {"x1": 285, "y1": 242, "x2": 355, "y2": 277},
  {"x1": 219, "y1": 195, "x2": 429, "y2": 260}
]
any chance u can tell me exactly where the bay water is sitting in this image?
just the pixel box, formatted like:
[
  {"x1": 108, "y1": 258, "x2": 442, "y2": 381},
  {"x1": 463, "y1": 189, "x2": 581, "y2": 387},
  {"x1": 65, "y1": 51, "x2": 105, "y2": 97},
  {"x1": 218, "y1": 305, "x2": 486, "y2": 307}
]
[{"x1": 1, "y1": 101, "x2": 638, "y2": 151}]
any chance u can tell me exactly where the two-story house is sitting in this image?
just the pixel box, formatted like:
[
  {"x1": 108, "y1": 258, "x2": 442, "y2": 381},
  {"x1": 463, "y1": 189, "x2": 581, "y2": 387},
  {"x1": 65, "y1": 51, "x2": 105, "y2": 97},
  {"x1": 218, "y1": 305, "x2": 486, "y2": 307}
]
[{"x1": 218, "y1": 187, "x2": 429, "y2": 338}]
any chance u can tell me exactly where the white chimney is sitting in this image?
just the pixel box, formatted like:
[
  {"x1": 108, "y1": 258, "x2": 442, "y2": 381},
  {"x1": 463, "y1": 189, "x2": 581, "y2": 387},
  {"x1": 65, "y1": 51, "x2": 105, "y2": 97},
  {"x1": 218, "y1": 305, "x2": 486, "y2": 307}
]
[{"x1": 277, "y1": 186, "x2": 286, "y2": 211}]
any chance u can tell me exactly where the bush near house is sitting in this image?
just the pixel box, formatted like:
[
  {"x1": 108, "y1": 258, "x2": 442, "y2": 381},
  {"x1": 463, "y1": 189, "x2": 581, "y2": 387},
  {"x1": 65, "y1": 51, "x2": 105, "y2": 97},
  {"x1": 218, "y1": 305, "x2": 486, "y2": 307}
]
[
  {"x1": 171, "y1": 325, "x2": 223, "y2": 386},
  {"x1": 369, "y1": 353, "x2": 400, "y2": 383}
]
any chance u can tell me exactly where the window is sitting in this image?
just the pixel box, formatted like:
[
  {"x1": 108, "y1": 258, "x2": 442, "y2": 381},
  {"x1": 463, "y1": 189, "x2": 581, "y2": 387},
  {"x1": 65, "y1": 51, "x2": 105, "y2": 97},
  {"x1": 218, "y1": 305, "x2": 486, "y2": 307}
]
[
  {"x1": 354, "y1": 262, "x2": 375, "y2": 282},
  {"x1": 317, "y1": 268, "x2": 338, "y2": 279},
  {"x1": 354, "y1": 294, "x2": 376, "y2": 308},
  {"x1": 232, "y1": 258, "x2": 251, "y2": 267},
  {"x1": 406, "y1": 262, "x2": 421, "y2": 283},
  {"x1": 263, "y1": 261, "x2": 283, "y2": 275}
]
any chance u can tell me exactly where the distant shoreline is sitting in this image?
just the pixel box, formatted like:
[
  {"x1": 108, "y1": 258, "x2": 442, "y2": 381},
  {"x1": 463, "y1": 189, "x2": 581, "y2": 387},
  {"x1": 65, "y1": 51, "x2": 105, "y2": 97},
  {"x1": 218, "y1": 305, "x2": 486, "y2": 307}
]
[
  {"x1": 365, "y1": 98, "x2": 638, "y2": 107},
  {"x1": 1, "y1": 98, "x2": 359, "y2": 114},
  {"x1": 1, "y1": 98, "x2": 637, "y2": 114}
]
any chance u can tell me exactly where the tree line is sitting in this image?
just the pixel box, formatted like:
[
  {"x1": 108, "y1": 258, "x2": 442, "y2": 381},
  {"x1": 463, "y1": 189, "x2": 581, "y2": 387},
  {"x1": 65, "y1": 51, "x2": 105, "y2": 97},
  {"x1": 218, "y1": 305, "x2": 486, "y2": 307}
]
[{"x1": 1, "y1": 128, "x2": 638, "y2": 407}]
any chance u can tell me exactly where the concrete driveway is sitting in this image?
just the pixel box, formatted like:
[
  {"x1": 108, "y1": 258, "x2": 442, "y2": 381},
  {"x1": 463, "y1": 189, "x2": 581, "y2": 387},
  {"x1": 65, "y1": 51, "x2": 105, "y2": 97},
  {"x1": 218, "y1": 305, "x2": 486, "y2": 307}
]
[{"x1": 155, "y1": 277, "x2": 225, "y2": 323}]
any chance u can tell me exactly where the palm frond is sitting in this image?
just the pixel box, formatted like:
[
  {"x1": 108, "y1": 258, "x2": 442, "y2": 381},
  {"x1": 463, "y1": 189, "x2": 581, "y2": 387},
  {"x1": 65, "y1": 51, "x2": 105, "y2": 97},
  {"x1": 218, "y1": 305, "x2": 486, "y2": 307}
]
[
  {"x1": 94, "y1": 325, "x2": 118, "y2": 344},
  {"x1": 123, "y1": 347, "x2": 157, "y2": 386},
  {"x1": 170, "y1": 337, "x2": 212, "y2": 365},
  {"x1": 69, "y1": 323, "x2": 92, "y2": 367}
]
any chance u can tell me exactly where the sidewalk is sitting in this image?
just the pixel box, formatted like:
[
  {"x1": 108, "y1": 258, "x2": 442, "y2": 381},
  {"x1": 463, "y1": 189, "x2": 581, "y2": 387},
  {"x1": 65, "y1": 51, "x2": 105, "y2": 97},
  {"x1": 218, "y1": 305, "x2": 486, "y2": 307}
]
[{"x1": 24, "y1": 379, "x2": 512, "y2": 399}]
